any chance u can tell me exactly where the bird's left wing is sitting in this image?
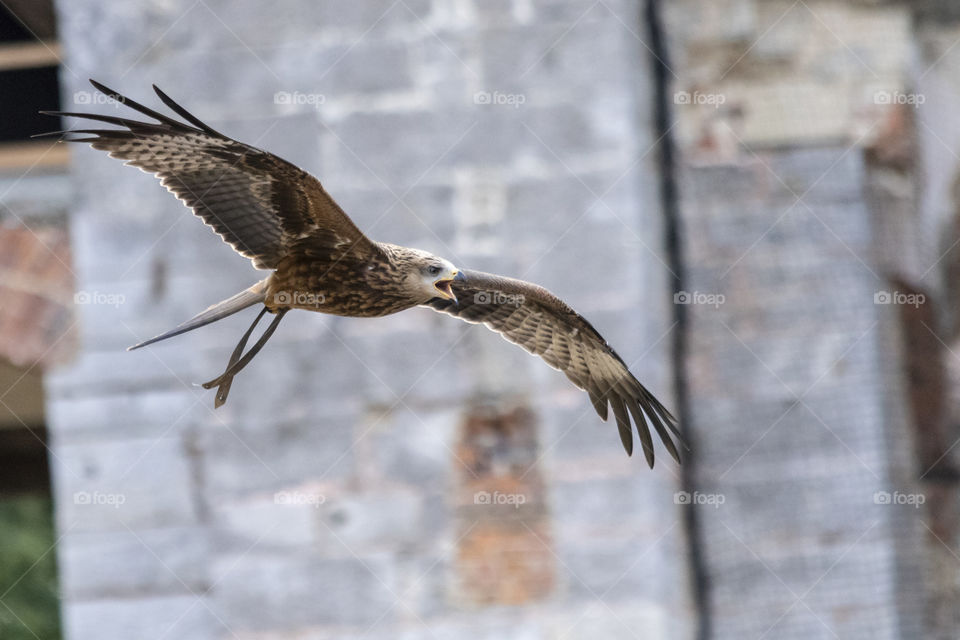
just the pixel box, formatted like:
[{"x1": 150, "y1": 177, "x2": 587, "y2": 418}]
[
  {"x1": 423, "y1": 270, "x2": 683, "y2": 467},
  {"x1": 40, "y1": 80, "x2": 381, "y2": 270}
]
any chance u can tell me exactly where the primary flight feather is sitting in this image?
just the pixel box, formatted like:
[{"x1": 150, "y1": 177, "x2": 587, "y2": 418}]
[{"x1": 43, "y1": 80, "x2": 683, "y2": 468}]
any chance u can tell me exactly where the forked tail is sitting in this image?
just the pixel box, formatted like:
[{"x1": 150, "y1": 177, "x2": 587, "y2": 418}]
[{"x1": 127, "y1": 279, "x2": 269, "y2": 350}]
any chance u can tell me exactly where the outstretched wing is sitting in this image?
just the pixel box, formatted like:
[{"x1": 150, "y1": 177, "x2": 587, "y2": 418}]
[
  {"x1": 40, "y1": 79, "x2": 380, "y2": 269},
  {"x1": 423, "y1": 270, "x2": 683, "y2": 467}
]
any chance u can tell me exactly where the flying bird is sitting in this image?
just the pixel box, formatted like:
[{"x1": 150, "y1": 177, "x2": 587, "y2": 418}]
[{"x1": 41, "y1": 80, "x2": 683, "y2": 467}]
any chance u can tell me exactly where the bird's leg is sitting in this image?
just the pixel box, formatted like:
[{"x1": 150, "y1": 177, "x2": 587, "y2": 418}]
[
  {"x1": 224, "y1": 307, "x2": 268, "y2": 373},
  {"x1": 212, "y1": 308, "x2": 287, "y2": 384},
  {"x1": 201, "y1": 308, "x2": 287, "y2": 408},
  {"x1": 200, "y1": 306, "x2": 267, "y2": 407}
]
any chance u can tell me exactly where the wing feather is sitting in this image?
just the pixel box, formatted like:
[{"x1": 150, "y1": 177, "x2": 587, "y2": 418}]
[
  {"x1": 609, "y1": 397, "x2": 634, "y2": 459},
  {"x1": 43, "y1": 80, "x2": 380, "y2": 269},
  {"x1": 423, "y1": 269, "x2": 683, "y2": 466}
]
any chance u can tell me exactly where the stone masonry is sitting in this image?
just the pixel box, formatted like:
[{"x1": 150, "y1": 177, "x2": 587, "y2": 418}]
[
  {"x1": 47, "y1": 1, "x2": 689, "y2": 639},
  {"x1": 665, "y1": 1, "x2": 955, "y2": 639},
  {"x1": 42, "y1": 1, "x2": 960, "y2": 639}
]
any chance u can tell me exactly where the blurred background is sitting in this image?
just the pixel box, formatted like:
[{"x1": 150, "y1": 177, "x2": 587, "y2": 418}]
[{"x1": 0, "y1": 0, "x2": 955, "y2": 638}]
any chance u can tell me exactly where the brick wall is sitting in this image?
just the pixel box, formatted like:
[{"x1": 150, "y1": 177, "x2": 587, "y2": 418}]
[
  {"x1": 46, "y1": 1, "x2": 960, "y2": 638},
  {"x1": 48, "y1": 1, "x2": 688, "y2": 639},
  {"x1": 664, "y1": 1, "x2": 939, "y2": 638}
]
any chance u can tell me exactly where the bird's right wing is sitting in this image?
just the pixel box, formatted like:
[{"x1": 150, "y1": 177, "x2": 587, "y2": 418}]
[
  {"x1": 40, "y1": 79, "x2": 381, "y2": 269},
  {"x1": 423, "y1": 270, "x2": 684, "y2": 468}
]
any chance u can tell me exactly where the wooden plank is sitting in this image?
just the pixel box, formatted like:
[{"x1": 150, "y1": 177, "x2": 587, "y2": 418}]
[
  {"x1": 0, "y1": 141, "x2": 70, "y2": 171},
  {"x1": 0, "y1": 40, "x2": 60, "y2": 71}
]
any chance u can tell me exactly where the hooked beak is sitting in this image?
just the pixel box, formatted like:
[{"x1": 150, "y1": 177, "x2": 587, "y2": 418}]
[{"x1": 434, "y1": 270, "x2": 460, "y2": 303}]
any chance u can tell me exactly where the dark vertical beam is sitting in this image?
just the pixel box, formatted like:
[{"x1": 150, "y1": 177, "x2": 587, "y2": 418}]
[
  {"x1": 644, "y1": 1, "x2": 711, "y2": 638},
  {"x1": 0, "y1": 426, "x2": 51, "y2": 496}
]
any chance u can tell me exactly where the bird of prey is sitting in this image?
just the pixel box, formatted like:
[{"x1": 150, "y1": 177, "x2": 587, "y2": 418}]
[{"x1": 41, "y1": 80, "x2": 683, "y2": 467}]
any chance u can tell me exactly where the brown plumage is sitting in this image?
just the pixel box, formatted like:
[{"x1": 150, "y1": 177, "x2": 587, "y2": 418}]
[{"x1": 42, "y1": 80, "x2": 683, "y2": 467}]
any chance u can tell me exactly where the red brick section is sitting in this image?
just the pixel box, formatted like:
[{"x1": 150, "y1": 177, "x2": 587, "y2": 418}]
[
  {"x1": 869, "y1": 101, "x2": 960, "y2": 637},
  {"x1": 454, "y1": 405, "x2": 554, "y2": 605},
  {"x1": 864, "y1": 102, "x2": 915, "y2": 172},
  {"x1": 0, "y1": 225, "x2": 76, "y2": 369}
]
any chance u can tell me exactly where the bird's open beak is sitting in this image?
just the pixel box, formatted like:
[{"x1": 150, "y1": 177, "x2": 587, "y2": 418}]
[{"x1": 434, "y1": 270, "x2": 459, "y2": 303}]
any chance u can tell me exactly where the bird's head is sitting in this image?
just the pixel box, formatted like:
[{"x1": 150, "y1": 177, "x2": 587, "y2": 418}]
[{"x1": 400, "y1": 249, "x2": 461, "y2": 304}]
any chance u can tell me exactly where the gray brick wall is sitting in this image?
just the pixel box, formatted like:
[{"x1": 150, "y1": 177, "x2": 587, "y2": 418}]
[
  {"x1": 665, "y1": 1, "x2": 930, "y2": 638},
  {"x1": 44, "y1": 1, "x2": 956, "y2": 638},
  {"x1": 48, "y1": 1, "x2": 688, "y2": 639}
]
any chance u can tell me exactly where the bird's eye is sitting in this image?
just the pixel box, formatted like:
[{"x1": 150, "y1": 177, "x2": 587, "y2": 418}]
[{"x1": 428, "y1": 265, "x2": 441, "y2": 276}]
